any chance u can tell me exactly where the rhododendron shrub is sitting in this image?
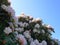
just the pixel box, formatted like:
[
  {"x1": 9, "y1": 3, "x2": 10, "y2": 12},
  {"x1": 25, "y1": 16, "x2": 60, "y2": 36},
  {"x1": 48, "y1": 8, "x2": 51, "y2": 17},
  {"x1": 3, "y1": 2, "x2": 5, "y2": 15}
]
[{"x1": 0, "y1": 0, "x2": 59, "y2": 45}]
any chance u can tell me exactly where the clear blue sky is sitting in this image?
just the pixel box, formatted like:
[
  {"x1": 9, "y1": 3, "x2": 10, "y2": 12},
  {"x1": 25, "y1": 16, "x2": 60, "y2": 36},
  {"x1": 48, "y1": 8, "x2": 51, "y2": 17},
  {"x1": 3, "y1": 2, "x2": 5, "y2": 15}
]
[{"x1": 11, "y1": 0, "x2": 60, "y2": 40}]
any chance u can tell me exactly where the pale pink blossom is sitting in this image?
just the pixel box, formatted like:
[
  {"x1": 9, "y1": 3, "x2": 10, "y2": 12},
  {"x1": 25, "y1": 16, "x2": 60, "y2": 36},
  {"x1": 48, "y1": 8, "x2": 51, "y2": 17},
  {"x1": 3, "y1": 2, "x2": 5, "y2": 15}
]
[
  {"x1": 1, "y1": 5, "x2": 15, "y2": 16},
  {"x1": 24, "y1": 31, "x2": 31, "y2": 39},
  {"x1": 17, "y1": 34, "x2": 27, "y2": 45},
  {"x1": 35, "y1": 24, "x2": 40, "y2": 28},
  {"x1": 42, "y1": 40, "x2": 47, "y2": 45},
  {"x1": 4, "y1": 27, "x2": 12, "y2": 34}
]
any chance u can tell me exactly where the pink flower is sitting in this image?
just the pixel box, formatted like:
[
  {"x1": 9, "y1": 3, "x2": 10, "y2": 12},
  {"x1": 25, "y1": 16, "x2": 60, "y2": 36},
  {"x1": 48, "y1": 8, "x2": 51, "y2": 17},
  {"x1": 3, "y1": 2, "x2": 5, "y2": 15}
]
[{"x1": 17, "y1": 34, "x2": 27, "y2": 45}]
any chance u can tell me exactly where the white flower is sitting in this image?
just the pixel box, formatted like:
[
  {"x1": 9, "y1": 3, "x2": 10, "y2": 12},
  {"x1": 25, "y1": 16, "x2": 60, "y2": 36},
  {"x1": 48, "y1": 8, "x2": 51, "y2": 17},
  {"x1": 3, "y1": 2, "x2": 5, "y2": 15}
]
[
  {"x1": 33, "y1": 29, "x2": 37, "y2": 33},
  {"x1": 46, "y1": 25, "x2": 52, "y2": 28},
  {"x1": 35, "y1": 24, "x2": 40, "y2": 28},
  {"x1": 4, "y1": 27, "x2": 12, "y2": 34},
  {"x1": 8, "y1": 6, "x2": 15, "y2": 16},
  {"x1": 34, "y1": 39, "x2": 39, "y2": 45},
  {"x1": 29, "y1": 16, "x2": 33, "y2": 20},
  {"x1": 17, "y1": 34, "x2": 27, "y2": 45},
  {"x1": 39, "y1": 43, "x2": 42, "y2": 45},
  {"x1": 15, "y1": 28, "x2": 19, "y2": 31},
  {"x1": 32, "y1": 19, "x2": 36, "y2": 22},
  {"x1": 33, "y1": 29, "x2": 40, "y2": 33},
  {"x1": 24, "y1": 31, "x2": 31, "y2": 39},
  {"x1": 1, "y1": 5, "x2": 15, "y2": 16},
  {"x1": 46, "y1": 25, "x2": 53, "y2": 33},
  {"x1": 30, "y1": 39, "x2": 40, "y2": 45},
  {"x1": 18, "y1": 22, "x2": 24, "y2": 27},
  {"x1": 8, "y1": 0, "x2": 11, "y2": 3},
  {"x1": 15, "y1": 28, "x2": 24, "y2": 32},
  {"x1": 29, "y1": 20, "x2": 32, "y2": 23},
  {"x1": 23, "y1": 22, "x2": 29, "y2": 27},
  {"x1": 19, "y1": 28, "x2": 24, "y2": 32},
  {"x1": 1, "y1": 5, "x2": 7, "y2": 10},
  {"x1": 42, "y1": 40, "x2": 47, "y2": 45},
  {"x1": 30, "y1": 41, "x2": 36, "y2": 45},
  {"x1": 20, "y1": 12, "x2": 26, "y2": 18}
]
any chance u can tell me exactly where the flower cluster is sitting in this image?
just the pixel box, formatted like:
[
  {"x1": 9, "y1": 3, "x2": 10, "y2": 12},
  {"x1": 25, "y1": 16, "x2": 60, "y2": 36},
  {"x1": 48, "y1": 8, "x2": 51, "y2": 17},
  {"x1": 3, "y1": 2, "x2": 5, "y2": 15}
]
[
  {"x1": 30, "y1": 39, "x2": 47, "y2": 45},
  {"x1": 4, "y1": 27, "x2": 12, "y2": 34}
]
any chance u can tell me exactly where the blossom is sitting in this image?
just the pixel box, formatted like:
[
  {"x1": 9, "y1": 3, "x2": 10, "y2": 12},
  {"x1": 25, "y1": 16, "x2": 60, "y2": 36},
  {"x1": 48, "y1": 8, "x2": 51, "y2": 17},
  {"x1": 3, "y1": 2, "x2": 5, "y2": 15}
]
[
  {"x1": 1, "y1": 5, "x2": 15, "y2": 16},
  {"x1": 20, "y1": 12, "x2": 26, "y2": 18},
  {"x1": 30, "y1": 41, "x2": 36, "y2": 45},
  {"x1": 19, "y1": 28, "x2": 24, "y2": 32},
  {"x1": 46, "y1": 25, "x2": 54, "y2": 32},
  {"x1": 36, "y1": 18, "x2": 42, "y2": 22},
  {"x1": 8, "y1": 0, "x2": 11, "y2": 3},
  {"x1": 1, "y1": 5, "x2": 7, "y2": 10},
  {"x1": 15, "y1": 27, "x2": 24, "y2": 32},
  {"x1": 15, "y1": 28, "x2": 19, "y2": 31},
  {"x1": 4, "y1": 27, "x2": 12, "y2": 34},
  {"x1": 16, "y1": 34, "x2": 27, "y2": 45},
  {"x1": 31, "y1": 18, "x2": 42, "y2": 23},
  {"x1": 23, "y1": 22, "x2": 29, "y2": 27},
  {"x1": 31, "y1": 19, "x2": 36, "y2": 22},
  {"x1": 29, "y1": 16, "x2": 33, "y2": 20},
  {"x1": 34, "y1": 39, "x2": 39, "y2": 45},
  {"x1": 39, "y1": 43, "x2": 42, "y2": 45},
  {"x1": 18, "y1": 22, "x2": 29, "y2": 27},
  {"x1": 35, "y1": 24, "x2": 40, "y2": 28},
  {"x1": 33, "y1": 29, "x2": 37, "y2": 33},
  {"x1": 33, "y1": 29, "x2": 40, "y2": 33},
  {"x1": 46, "y1": 25, "x2": 52, "y2": 28},
  {"x1": 23, "y1": 31, "x2": 31, "y2": 39},
  {"x1": 42, "y1": 40, "x2": 47, "y2": 45},
  {"x1": 29, "y1": 20, "x2": 32, "y2": 23},
  {"x1": 18, "y1": 22, "x2": 24, "y2": 27}
]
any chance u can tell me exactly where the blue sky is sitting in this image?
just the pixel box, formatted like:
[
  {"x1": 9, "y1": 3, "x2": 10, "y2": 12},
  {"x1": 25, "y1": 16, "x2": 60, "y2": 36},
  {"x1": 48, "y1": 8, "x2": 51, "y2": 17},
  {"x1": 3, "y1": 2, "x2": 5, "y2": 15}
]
[{"x1": 11, "y1": 0, "x2": 60, "y2": 40}]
